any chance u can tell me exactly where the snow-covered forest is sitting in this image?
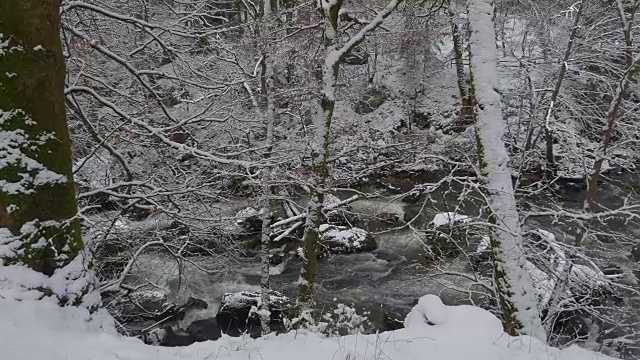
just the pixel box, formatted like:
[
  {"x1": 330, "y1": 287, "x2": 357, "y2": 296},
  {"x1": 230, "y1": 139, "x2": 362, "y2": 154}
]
[{"x1": 1, "y1": 0, "x2": 640, "y2": 359}]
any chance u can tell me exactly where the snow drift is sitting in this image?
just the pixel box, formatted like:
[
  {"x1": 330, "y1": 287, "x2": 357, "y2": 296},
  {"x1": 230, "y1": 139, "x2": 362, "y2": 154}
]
[{"x1": 0, "y1": 294, "x2": 616, "y2": 360}]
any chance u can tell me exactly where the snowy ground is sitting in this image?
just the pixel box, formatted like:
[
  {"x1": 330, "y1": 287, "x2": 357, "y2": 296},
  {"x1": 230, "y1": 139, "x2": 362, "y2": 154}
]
[{"x1": 0, "y1": 295, "x2": 616, "y2": 360}]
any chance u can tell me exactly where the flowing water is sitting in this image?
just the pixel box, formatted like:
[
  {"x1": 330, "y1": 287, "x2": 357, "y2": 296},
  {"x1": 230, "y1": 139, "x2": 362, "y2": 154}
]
[{"x1": 123, "y1": 170, "x2": 640, "y2": 357}]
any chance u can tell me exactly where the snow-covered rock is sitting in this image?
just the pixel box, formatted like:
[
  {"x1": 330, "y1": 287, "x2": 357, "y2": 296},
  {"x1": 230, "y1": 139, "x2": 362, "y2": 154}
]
[
  {"x1": 430, "y1": 212, "x2": 471, "y2": 227},
  {"x1": 425, "y1": 212, "x2": 477, "y2": 259},
  {"x1": 234, "y1": 207, "x2": 263, "y2": 233},
  {"x1": 569, "y1": 264, "x2": 606, "y2": 289},
  {"x1": 216, "y1": 290, "x2": 290, "y2": 337},
  {"x1": 524, "y1": 260, "x2": 555, "y2": 309},
  {"x1": 404, "y1": 295, "x2": 504, "y2": 340},
  {"x1": 319, "y1": 224, "x2": 377, "y2": 254}
]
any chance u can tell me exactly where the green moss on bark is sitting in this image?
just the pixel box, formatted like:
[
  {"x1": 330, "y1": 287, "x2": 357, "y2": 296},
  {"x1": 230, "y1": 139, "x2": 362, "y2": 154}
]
[{"x1": 0, "y1": 0, "x2": 86, "y2": 289}]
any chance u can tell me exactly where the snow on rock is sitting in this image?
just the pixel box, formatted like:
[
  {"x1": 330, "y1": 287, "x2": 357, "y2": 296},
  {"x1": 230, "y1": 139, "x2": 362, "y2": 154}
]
[
  {"x1": 216, "y1": 290, "x2": 291, "y2": 337},
  {"x1": 404, "y1": 295, "x2": 504, "y2": 341},
  {"x1": 234, "y1": 207, "x2": 262, "y2": 233},
  {"x1": 476, "y1": 235, "x2": 491, "y2": 253},
  {"x1": 570, "y1": 264, "x2": 606, "y2": 288},
  {"x1": 430, "y1": 212, "x2": 471, "y2": 227},
  {"x1": 318, "y1": 224, "x2": 377, "y2": 253},
  {"x1": 404, "y1": 294, "x2": 450, "y2": 327},
  {"x1": 219, "y1": 290, "x2": 289, "y2": 312},
  {"x1": 0, "y1": 293, "x2": 618, "y2": 360},
  {"x1": 532, "y1": 229, "x2": 555, "y2": 242},
  {"x1": 524, "y1": 260, "x2": 555, "y2": 309}
]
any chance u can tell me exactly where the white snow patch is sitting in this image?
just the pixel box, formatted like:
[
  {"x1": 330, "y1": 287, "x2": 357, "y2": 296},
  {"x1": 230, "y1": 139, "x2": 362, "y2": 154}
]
[
  {"x1": 0, "y1": 293, "x2": 617, "y2": 360},
  {"x1": 430, "y1": 212, "x2": 471, "y2": 227},
  {"x1": 319, "y1": 224, "x2": 371, "y2": 250}
]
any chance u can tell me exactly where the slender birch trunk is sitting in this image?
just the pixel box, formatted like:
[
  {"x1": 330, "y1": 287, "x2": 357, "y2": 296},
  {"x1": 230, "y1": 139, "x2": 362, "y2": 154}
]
[
  {"x1": 466, "y1": 0, "x2": 546, "y2": 341},
  {"x1": 259, "y1": 74, "x2": 275, "y2": 333},
  {"x1": 297, "y1": 0, "x2": 343, "y2": 305},
  {"x1": 401, "y1": 0, "x2": 417, "y2": 131},
  {"x1": 298, "y1": 0, "x2": 403, "y2": 305},
  {"x1": 246, "y1": 66, "x2": 275, "y2": 335},
  {"x1": 448, "y1": 5, "x2": 474, "y2": 126},
  {"x1": 585, "y1": 2, "x2": 638, "y2": 210},
  {"x1": 539, "y1": 0, "x2": 584, "y2": 178},
  {"x1": 243, "y1": 58, "x2": 275, "y2": 333}
]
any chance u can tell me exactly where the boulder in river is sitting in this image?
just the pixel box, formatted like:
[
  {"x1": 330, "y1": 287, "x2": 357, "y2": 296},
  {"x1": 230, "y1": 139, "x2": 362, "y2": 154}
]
[
  {"x1": 631, "y1": 245, "x2": 640, "y2": 262},
  {"x1": 319, "y1": 224, "x2": 377, "y2": 254},
  {"x1": 216, "y1": 290, "x2": 291, "y2": 337},
  {"x1": 145, "y1": 326, "x2": 195, "y2": 347},
  {"x1": 235, "y1": 207, "x2": 263, "y2": 233},
  {"x1": 186, "y1": 318, "x2": 222, "y2": 342},
  {"x1": 429, "y1": 212, "x2": 471, "y2": 228}
]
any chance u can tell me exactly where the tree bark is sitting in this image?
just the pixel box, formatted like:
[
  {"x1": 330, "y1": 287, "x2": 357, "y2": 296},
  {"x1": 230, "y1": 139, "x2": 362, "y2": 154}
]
[
  {"x1": 298, "y1": 0, "x2": 403, "y2": 305},
  {"x1": 585, "y1": 1, "x2": 638, "y2": 210},
  {"x1": 401, "y1": 0, "x2": 418, "y2": 131},
  {"x1": 539, "y1": 0, "x2": 585, "y2": 178},
  {"x1": 466, "y1": 0, "x2": 546, "y2": 341},
  {"x1": 448, "y1": 5, "x2": 474, "y2": 127},
  {"x1": 260, "y1": 61, "x2": 276, "y2": 334},
  {"x1": 585, "y1": 54, "x2": 640, "y2": 210},
  {"x1": 0, "y1": 0, "x2": 97, "y2": 308},
  {"x1": 297, "y1": 0, "x2": 343, "y2": 305}
]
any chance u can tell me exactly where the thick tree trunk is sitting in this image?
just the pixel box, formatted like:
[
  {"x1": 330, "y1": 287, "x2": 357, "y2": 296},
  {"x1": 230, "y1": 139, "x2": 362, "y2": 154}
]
[
  {"x1": 0, "y1": 0, "x2": 98, "y2": 308},
  {"x1": 466, "y1": 0, "x2": 546, "y2": 341}
]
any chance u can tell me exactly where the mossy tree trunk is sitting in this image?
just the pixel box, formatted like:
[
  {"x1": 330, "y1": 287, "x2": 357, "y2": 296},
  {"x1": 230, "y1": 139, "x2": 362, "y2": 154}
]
[
  {"x1": 297, "y1": 0, "x2": 343, "y2": 306},
  {"x1": 298, "y1": 0, "x2": 403, "y2": 306},
  {"x1": 0, "y1": 0, "x2": 97, "y2": 308},
  {"x1": 448, "y1": 4, "x2": 474, "y2": 127},
  {"x1": 401, "y1": 0, "x2": 417, "y2": 131},
  {"x1": 258, "y1": 0, "x2": 277, "y2": 334},
  {"x1": 466, "y1": 0, "x2": 546, "y2": 341}
]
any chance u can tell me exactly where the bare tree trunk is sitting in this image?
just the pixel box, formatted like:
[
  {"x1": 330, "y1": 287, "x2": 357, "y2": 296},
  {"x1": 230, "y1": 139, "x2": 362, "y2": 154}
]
[
  {"x1": 585, "y1": 1, "x2": 638, "y2": 210},
  {"x1": 448, "y1": 4, "x2": 474, "y2": 126},
  {"x1": 401, "y1": 0, "x2": 417, "y2": 130},
  {"x1": 616, "y1": 0, "x2": 635, "y2": 67},
  {"x1": 0, "y1": 0, "x2": 98, "y2": 308},
  {"x1": 298, "y1": 0, "x2": 343, "y2": 306},
  {"x1": 253, "y1": 0, "x2": 277, "y2": 332},
  {"x1": 585, "y1": 54, "x2": 640, "y2": 210},
  {"x1": 243, "y1": 56, "x2": 275, "y2": 333},
  {"x1": 259, "y1": 72, "x2": 275, "y2": 333},
  {"x1": 466, "y1": 0, "x2": 546, "y2": 341},
  {"x1": 539, "y1": 0, "x2": 585, "y2": 178},
  {"x1": 298, "y1": 0, "x2": 404, "y2": 306}
]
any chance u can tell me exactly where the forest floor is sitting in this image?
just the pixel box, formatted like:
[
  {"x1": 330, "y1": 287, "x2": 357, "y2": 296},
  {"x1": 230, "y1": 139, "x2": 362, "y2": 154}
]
[{"x1": 0, "y1": 293, "x2": 618, "y2": 360}]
